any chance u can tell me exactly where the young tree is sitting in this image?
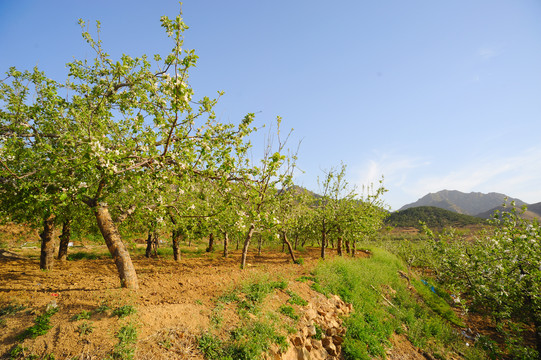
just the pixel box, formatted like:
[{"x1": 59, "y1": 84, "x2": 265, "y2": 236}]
[{"x1": 432, "y1": 205, "x2": 541, "y2": 357}]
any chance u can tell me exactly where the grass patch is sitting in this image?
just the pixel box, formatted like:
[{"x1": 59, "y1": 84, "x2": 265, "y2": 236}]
[
  {"x1": 0, "y1": 304, "x2": 26, "y2": 317},
  {"x1": 285, "y1": 290, "x2": 308, "y2": 306},
  {"x1": 412, "y1": 278, "x2": 465, "y2": 327},
  {"x1": 18, "y1": 307, "x2": 58, "y2": 340},
  {"x1": 198, "y1": 321, "x2": 288, "y2": 360},
  {"x1": 112, "y1": 305, "x2": 136, "y2": 318},
  {"x1": 71, "y1": 310, "x2": 92, "y2": 321},
  {"x1": 278, "y1": 305, "x2": 299, "y2": 321},
  {"x1": 110, "y1": 323, "x2": 138, "y2": 360},
  {"x1": 77, "y1": 321, "x2": 94, "y2": 336},
  {"x1": 67, "y1": 251, "x2": 111, "y2": 261},
  {"x1": 313, "y1": 247, "x2": 488, "y2": 360},
  {"x1": 238, "y1": 279, "x2": 287, "y2": 313}
]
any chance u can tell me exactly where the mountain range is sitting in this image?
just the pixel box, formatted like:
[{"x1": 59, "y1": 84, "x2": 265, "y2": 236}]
[{"x1": 399, "y1": 190, "x2": 541, "y2": 219}]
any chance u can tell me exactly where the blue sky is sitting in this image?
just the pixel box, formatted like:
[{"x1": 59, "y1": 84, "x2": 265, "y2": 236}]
[{"x1": 1, "y1": 1, "x2": 540, "y2": 210}]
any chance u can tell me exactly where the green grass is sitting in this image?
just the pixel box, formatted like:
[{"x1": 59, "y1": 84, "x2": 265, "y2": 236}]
[
  {"x1": 77, "y1": 321, "x2": 94, "y2": 336},
  {"x1": 67, "y1": 251, "x2": 111, "y2": 261},
  {"x1": 198, "y1": 321, "x2": 288, "y2": 360},
  {"x1": 70, "y1": 310, "x2": 92, "y2": 321},
  {"x1": 285, "y1": 290, "x2": 308, "y2": 306},
  {"x1": 313, "y1": 247, "x2": 488, "y2": 360},
  {"x1": 278, "y1": 305, "x2": 299, "y2": 320},
  {"x1": 18, "y1": 307, "x2": 59, "y2": 340},
  {"x1": 112, "y1": 305, "x2": 136, "y2": 318},
  {"x1": 0, "y1": 304, "x2": 26, "y2": 317},
  {"x1": 110, "y1": 323, "x2": 138, "y2": 360}
]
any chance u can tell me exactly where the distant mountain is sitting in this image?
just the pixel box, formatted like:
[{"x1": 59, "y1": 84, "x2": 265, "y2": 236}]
[
  {"x1": 477, "y1": 201, "x2": 541, "y2": 221},
  {"x1": 399, "y1": 190, "x2": 526, "y2": 216},
  {"x1": 387, "y1": 206, "x2": 486, "y2": 228}
]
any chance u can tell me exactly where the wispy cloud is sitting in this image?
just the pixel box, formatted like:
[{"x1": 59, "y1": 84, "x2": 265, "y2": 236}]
[
  {"x1": 353, "y1": 147, "x2": 541, "y2": 210},
  {"x1": 476, "y1": 44, "x2": 504, "y2": 60},
  {"x1": 410, "y1": 147, "x2": 541, "y2": 204}
]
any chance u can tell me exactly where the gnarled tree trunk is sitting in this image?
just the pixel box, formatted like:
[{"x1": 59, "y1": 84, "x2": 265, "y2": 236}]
[
  {"x1": 40, "y1": 215, "x2": 56, "y2": 270},
  {"x1": 206, "y1": 233, "x2": 215, "y2": 252},
  {"x1": 172, "y1": 229, "x2": 182, "y2": 261},
  {"x1": 57, "y1": 218, "x2": 72, "y2": 261},
  {"x1": 282, "y1": 231, "x2": 297, "y2": 264},
  {"x1": 240, "y1": 224, "x2": 255, "y2": 269},
  {"x1": 91, "y1": 202, "x2": 138, "y2": 289},
  {"x1": 337, "y1": 235, "x2": 343, "y2": 256}
]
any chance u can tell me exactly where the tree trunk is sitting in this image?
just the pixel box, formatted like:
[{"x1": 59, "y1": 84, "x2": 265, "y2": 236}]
[
  {"x1": 351, "y1": 241, "x2": 356, "y2": 257},
  {"x1": 320, "y1": 226, "x2": 327, "y2": 260},
  {"x1": 172, "y1": 230, "x2": 181, "y2": 261},
  {"x1": 533, "y1": 314, "x2": 541, "y2": 359},
  {"x1": 92, "y1": 203, "x2": 138, "y2": 289},
  {"x1": 337, "y1": 236, "x2": 343, "y2": 256},
  {"x1": 240, "y1": 224, "x2": 255, "y2": 269},
  {"x1": 294, "y1": 235, "x2": 299, "y2": 250},
  {"x1": 145, "y1": 231, "x2": 153, "y2": 258},
  {"x1": 282, "y1": 231, "x2": 297, "y2": 264},
  {"x1": 223, "y1": 231, "x2": 229, "y2": 258},
  {"x1": 206, "y1": 233, "x2": 215, "y2": 252},
  {"x1": 57, "y1": 218, "x2": 72, "y2": 261},
  {"x1": 345, "y1": 240, "x2": 351, "y2": 254},
  {"x1": 258, "y1": 234, "x2": 263, "y2": 256},
  {"x1": 40, "y1": 215, "x2": 56, "y2": 270}
]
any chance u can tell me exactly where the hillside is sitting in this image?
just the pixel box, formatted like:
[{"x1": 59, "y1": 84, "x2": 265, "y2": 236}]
[
  {"x1": 476, "y1": 202, "x2": 541, "y2": 221},
  {"x1": 387, "y1": 206, "x2": 486, "y2": 228},
  {"x1": 399, "y1": 190, "x2": 526, "y2": 216}
]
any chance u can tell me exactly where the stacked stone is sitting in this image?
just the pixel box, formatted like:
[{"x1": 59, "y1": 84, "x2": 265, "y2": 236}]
[{"x1": 266, "y1": 294, "x2": 353, "y2": 360}]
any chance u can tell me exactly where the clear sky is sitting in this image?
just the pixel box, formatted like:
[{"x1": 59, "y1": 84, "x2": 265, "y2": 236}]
[{"x1": 1, "y1": 1, "x2": 540, "y2": 210}]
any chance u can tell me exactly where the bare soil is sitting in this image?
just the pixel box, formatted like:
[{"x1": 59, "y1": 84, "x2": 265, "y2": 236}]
[{"x1": 0, "y1": 243, "x2": 370, "y2": 359}]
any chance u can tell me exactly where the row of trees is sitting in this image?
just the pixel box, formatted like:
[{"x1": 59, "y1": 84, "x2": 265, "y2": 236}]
[{"x1": 0, "y1": 12, "x2": 388, "y2": 289}]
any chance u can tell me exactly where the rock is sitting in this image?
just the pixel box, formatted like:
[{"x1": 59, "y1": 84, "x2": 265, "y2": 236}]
[
  {"x1": 306, "y1": 325, "x2": 316, "y2": 337},
  {"x1": 282, "y1": 345, "x2": 298, "y2": 360},
  {"x1": 305, "y1": 308, "x2": 318, "y2": 321},
  {"x1": 326, "y1": 341, "x2": 338, "y2": 357},
  {"x1": 311, "y1": 339, "x2": 322, "y2": 350},
  {"x1": 291, "y1": 335, "x2": 304, "y2": 347},
  {"x1": 304, "y1": 338, "x2": 312, "y2": 352},
  {"x1": 332, "y1": 335, "x2": 344, "y2": 346},
  {"x1": 326, "y1": 327, "x2": 337, "y2": 337}
]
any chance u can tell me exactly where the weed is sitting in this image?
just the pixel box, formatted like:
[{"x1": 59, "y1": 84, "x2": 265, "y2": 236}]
[
  {"x1": 18, "y1": 307, "x2": 58, "y2": 340},
  {"x1": 71, "y1": 310, "x2": 91, "y2": 321},
  {"x1": 77, "y1": 321, "x2": 94, "y2": 336},
  {"x1": 110, "y1": 323, "x2": 138, "y2": 360},
  {"x1": 278, "y1": 305, "x2": 299, "y2": 321},
  {"x1": 0, "y1": 318, "x2": 6, "y2": 327},
  {"x1": 217, "y1": 288, "x2": 240, "y2": 304},
  {"x1": 195, "y1": 299, "x2": 203, "y2": 305},
  {"x1": 158, "y1": 338, "x2": 172, "y2": 350},
  {"x1": 312, "y1": 324, "x2": 323, "y2": 340},
  {"x1": 9, "y1": 344, "x2": 25, "y2": 359},
  {"x1": 198, "y1": 332, "x2": 225, "y2": 359},
  {"x1": 296, "y1": 275, "x2": 315, "y2": 283},
  {"x1": 112, "y1": 305, "x2": 136, "y2": 318},
  {"x1": 286, "y1": 290, "x2": 308, "y2": 306},
  {"x1": 95, "y1": 302, "x2": 111, "y2": 314},
  {"x1": 294, "y1": 257, "x2": 304, "y2": 265},
  {"x1": 0, "y1": 303, "x2": 26, "y2": 316}
]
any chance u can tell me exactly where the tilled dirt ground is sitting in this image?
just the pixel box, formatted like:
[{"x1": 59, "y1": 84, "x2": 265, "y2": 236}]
[{"x1": 0, "y1": 244, "x2": 347, "y2": 359}]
